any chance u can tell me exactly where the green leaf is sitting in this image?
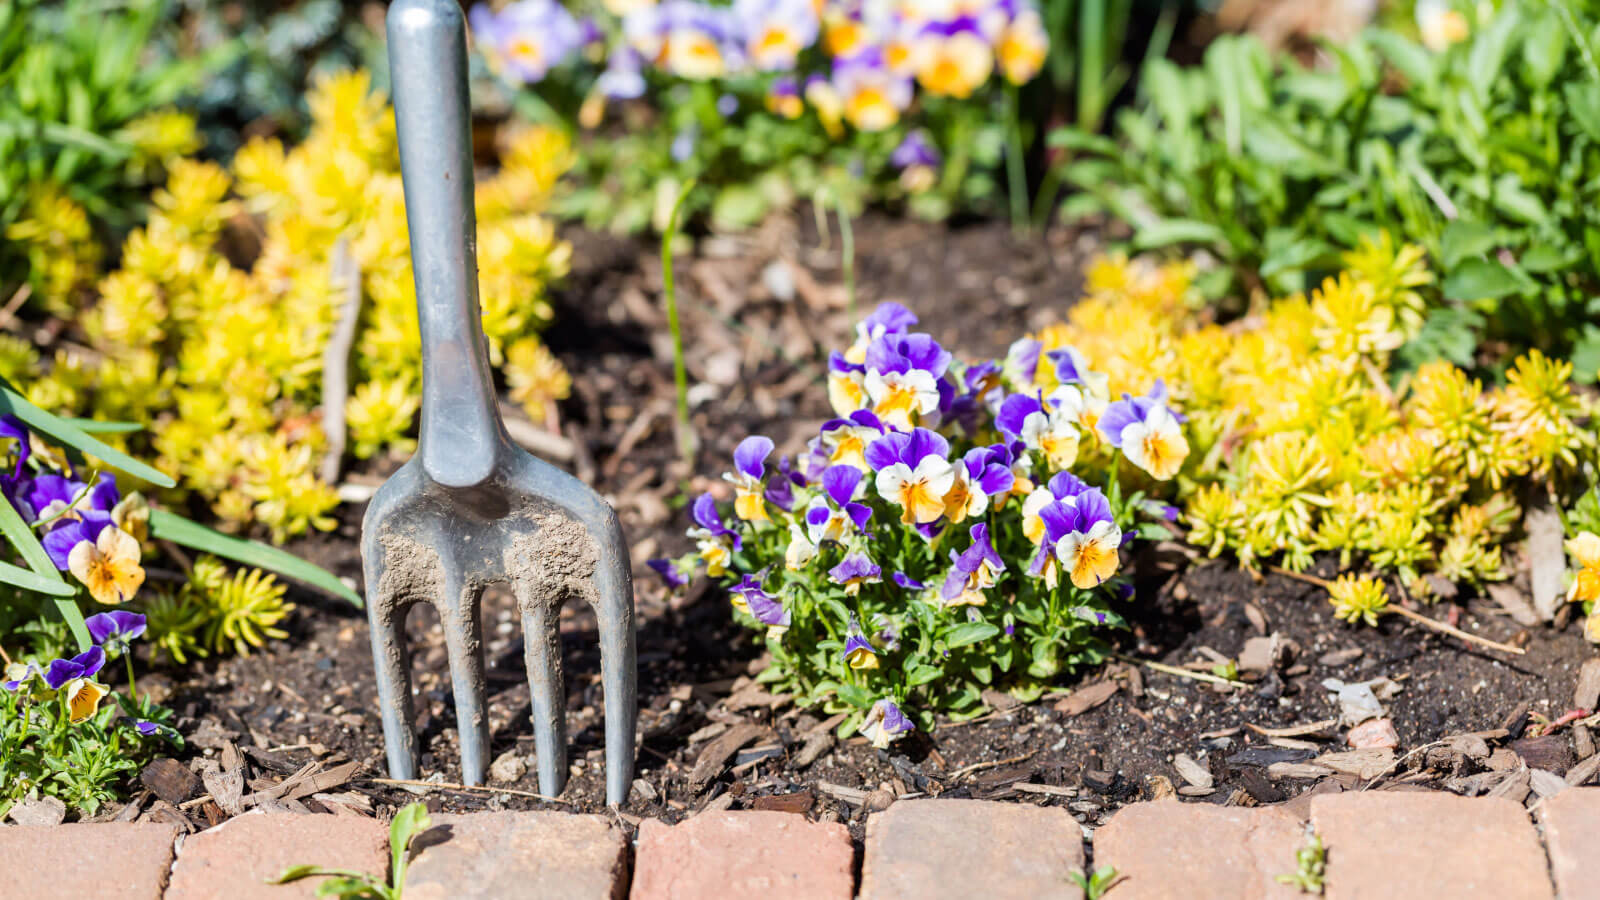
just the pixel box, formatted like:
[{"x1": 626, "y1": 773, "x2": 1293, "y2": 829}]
[
  {"x1": 1569, "y1": 325, "x2": 1600, "y2": 384},
  {"x1": 1442, "y1": 259, "x2": 1526, "y2": 300},
  {"x1": 0, "y1": 382, "x2": 174, "y2": 488},
  {"x1": 1564, "y1": 82, "x2": 1600, "y2": 143},
  {"x1": 149, "y1": 509, "x2": 362, "y2": 607},
  {"x1": 61, "y1": 418, "x2": 142, "y2": 435},
  {"x1": 0, "y1": 558, "x2": 75, "y2": 596},
  {"x1": 270, "y1": 865, "x2": 325, "y2": 885},
  {"x1": 0, "y1": 488, "x2": 84, "y2": 648},
  {"x1": 1440, "y1": 221, "x2": 1498, "y2": 269},
  {"x1": 944, "y1": 622, "x2": 1001, "y2": 649},
  {"x1": 389, "y1": 801, "x2": 432, "y2": 887},
  {"x1": 1133, "y1": 219, "x2": 1229, "y2": 252}
]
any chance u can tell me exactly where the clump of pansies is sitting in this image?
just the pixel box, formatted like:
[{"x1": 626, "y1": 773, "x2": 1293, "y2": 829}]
[
  {"x1": 652, "y1": 303, "x2": 1187, "y2": 744},
  {"x1": 1, "y1": 608, "x2": 178, "y2": 815}
]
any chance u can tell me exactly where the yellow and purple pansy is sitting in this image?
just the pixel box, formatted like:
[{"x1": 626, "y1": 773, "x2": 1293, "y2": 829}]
[
  {"x1": 861, "y1": 696, "x2": 914, "y2": 748},
  {"x1": 687, "y1": 493, "x2": 742, "y2": 576},
  {"x1": 725, "y1": 435, "x2": 776, "y2": 522},
  {"x1": 829, "y1": 551, "x2": 882, "y2": 595},
  {"x1": 1098, "y1": 380, "x2": 1190, "y2": 480},
  {"x1": 804, "y1": 464, "x2": 875, "y2": 543},
  {"x1": 940, "y1": 522, "x2": 1005, "y2": 606},
  {"x1": 866, "y1": 427, "x2": 955, "y2": 525}
]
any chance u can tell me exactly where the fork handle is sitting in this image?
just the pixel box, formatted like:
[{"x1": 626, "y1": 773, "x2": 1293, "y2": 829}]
[{"x1": 389, "y1": 0, "x2": 507, "y2": 488}]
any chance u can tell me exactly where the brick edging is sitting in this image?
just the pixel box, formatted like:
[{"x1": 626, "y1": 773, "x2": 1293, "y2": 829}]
[{"x1": 4, "y1": 789, "x2": 1596, "y2": 898}]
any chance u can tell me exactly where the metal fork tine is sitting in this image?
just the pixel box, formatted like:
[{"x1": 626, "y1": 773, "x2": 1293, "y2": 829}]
[
  {"x1": 439, "y1": 578, "x2": 491, "y2": 786},
  {"x1": 516, "y1": 593, "x2": 568, "y2": 797},
  {"x1": 589, "y1": 514, "x2": 637, "y2": 806},
  {"x1": 367, "y1": 588, "x2": 420, "y2": 781}
]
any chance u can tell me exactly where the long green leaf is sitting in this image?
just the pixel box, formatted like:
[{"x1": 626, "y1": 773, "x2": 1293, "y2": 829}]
[
  {"x1": 62, "y1": 418, "x2": 143, "y2": 435},
  {"x1": 0, "y1": 558, "x2": 75, "y2": 596},
  {"x1": 0, "y1": 382, "x2": 174, "y2": 487},
  {"x1": 149, "y1": 509, "x2": 362, "y2": 607},
  {"x1": 0, "y1": 489, "x2": 86, "y2": 649}
]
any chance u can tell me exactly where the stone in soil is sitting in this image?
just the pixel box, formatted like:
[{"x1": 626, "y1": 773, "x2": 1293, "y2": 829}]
[
  {"x1": 1311, "y1": 791, "x2": 1552, "y2": 900},
  {"x1": 0, "y1": 822, "x2": 180, "y2": 900},
  {"x1": 632, "y1": 810, "x2": 853, "y2": 900},
  {"x1": 403, "y1": 811, "x2": 628, "y2": 900},
  {"x1": 1539, "y1": 787, "x2": 1600, "y2": 900},
  {"x1": 1092, "y1": 799, "x2": 1304, "y2": 900},
  {"x1": 857, "y1": 798, "x2": 1084, "y2": 900},
  {"x1": 165, "y1": 811, "x2": 389, "y2": 900}
]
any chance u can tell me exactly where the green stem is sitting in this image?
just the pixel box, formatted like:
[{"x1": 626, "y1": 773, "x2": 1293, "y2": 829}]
[
  {"x1": 1005, "y1": 82, "x2": 1030, "y2": 235},
  {"x1": 123, "y1": 651, "x2": 137, "y2": 703},
  {"x1": 662, "y1": 179, "x2": 698, "y2": 464}
]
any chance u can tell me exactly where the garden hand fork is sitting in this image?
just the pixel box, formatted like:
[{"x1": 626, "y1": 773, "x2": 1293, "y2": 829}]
[{"x1": 362, "y1": 0, "x2": 636, "y2": 805}]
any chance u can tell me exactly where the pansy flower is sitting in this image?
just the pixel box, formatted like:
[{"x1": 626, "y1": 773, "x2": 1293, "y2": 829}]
[
  {"x1": 766, "y1": 75, "x2": 805, "y2": 118},
  {"x1": 41, "y1": 514, "x2": 109, "y2": 571},
  {"x1": 996, "y1": 391, "x2": 1080, "y2": 471},
  {"x1": 861, "y1": 697, "x2": 914, "y2": 748},
  {"x1": 863, "y1": 332, "x2": 953, "y2": 429},
  {"x1": 62, "y1": 678, "x2": 110, "y2": 723},
  {"x1": 832, "y1": 50, "x2": 914, "y2": 131},
  {"x1": 44, "y1": 646, "x2": 105, "y2": 690},
  {"x1": 87, "y1": 610, "x2": 147, "y2": 652},
  {"x1": 688, "y1": 493, "x2": 742, "y2": 577},
  {"x1": 912, "y1": 20, "x2": 994, "y2": 99},
  {"x1": 943, "y1": 444, "x2": 1016, "y2": 522},
  {"x1": 69, "y1": 524, "x2": 145, "y2": 606},
  {"x1": 729, "y1": 569, "x2": 792, "y2": 637},
  {"x1": 1098, "y1": 381, "x2": 1190, "y2": 480},
  {"x1": 2, "y1": 661, "x2": 39, "y2": 691},
  {"x1": 735, "y1": 0, "x2": 819, "y2": 70},
  {"x1": 941, "y1": 523, "x2": 1005, "y2": 606},
  {"x1": 647, "y1": 557, "x2": 693, "y2": 588},
  {"x1": 0, "y1": 415, "x2": 29, "y2": 479},
  {"x1": 827, "y1": 352, "x2": 869, "y2": 416},
  {"x1": 996, "y1": 7, "x2": 1048, "y2": 84},
  {"x1": 805, "y1": 465, "x2": 874, "y2": 543},
  {"x1": 892, "y1": 571, "x2": 925, "y2": 591},
  {"x1": 841, "y1": 615, "x2": 879, "y2": 669},
  {"x1": 784, "y1": 522, "x2": 817, "y2": 570},
  {"x1": 848, "y1": 302, "x2": 920, "y2": 364},
  {"x1": 1021, "y1": 471, "x2": 1091, "y2": 543},
  {"x1": 725, "y1": 435, "x2": 775, "y2": 522},
  {"x1": 804, "y1": 74, "x2": 845, "y2": 138},
  {"x1": 1002, "y1": 337, "x2": 1043, "y2": 390},
  {"x1": 1028, "y1": 486, "x2": 1122, "y2": 589},
  {"x1": 816, "y1": 410, "x2": 888, "y2": 471},
  {"x1": 469, "y1": 0, "x2": 585, "y2": 83},
  {"x1": 829, "y1": 552, "x2": 882, "y2": 595},
  {"x1": 764, "y1": 454, "x2": 804, "y2": 512},
  {"x1": 866, "y1": 428, "x2": 955, "y2": 525}
]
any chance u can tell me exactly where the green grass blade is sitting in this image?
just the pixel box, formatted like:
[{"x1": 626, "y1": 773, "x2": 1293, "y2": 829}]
[
  {"x1": 149, "y1": 509, "x2": 362, "y2": 607},
  {"x1": 0, "y1": 381, "x2": 174, "y2": 488},
  {"x1": 0, "y1": 558, "x2": 75, "y2": 596},
  {"x1": 0, "y1": 491, "x2": 86, "y2": 648}
]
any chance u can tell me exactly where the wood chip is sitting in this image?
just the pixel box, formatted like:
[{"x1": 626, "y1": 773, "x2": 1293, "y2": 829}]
[
  {"x1": 7, "y1": 795, "x2": 65, "y2": 826},
  {"x1": 141, "y1": 758, "x2": 202, "y2": 806},
  {"x1": 1247, "y1": 719, "x2": 1339, "y2": 738},
  {"x1": 1575, "y1": 658, "x2": 1600, "y2": 712},
  {"x1": 1565, "y1": 752, "x2": 1600, "y2": 787},
  {"x1": 1053, "y1": 680, "x2": 1119, "y2": 716},
  {"x1": 1487, "y1": 769, "x2": 1531, "y2": 804},
  {"x1": 816, "y1": 781, "x2": 870, "y2": 805},
  {"x1": 1524, "y1": 494, "x2": 1566, "y2": 620},
  {"x1": 1013, "y1": 782, "x2": 1077, "y2": 798},
  {"x1": 1486, "y1": 583, "x2": 1542, "y2": 628},
  {"x1": 1313, "y1": 748, "x2": 1395, "y2": 781},
  {"x1": 1267, "y1": 762, "x2": 1333, "y2": 780},
  {"x1": 1530, "y1": 768, "x2": 1569, "y2": 799},
  {"x1": 1172, "y1": 753, "x2": 1214, "y2": 790},
  {"x1": 749, "y1": 790, "x2": 815, "y2": 814},
  {"x1": 689, "y1": 723, "x2": 767, "y2": 786}
]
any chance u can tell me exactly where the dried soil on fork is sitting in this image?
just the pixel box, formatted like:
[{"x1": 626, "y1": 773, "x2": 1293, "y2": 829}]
[{"x1": 132, "y1": 209, "x2": 1596, "y2": 837}]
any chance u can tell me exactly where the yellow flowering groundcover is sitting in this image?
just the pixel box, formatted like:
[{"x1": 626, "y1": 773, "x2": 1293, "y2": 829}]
[{"x1": 5, "y1": 72, "x2": 574, "y2": 542}]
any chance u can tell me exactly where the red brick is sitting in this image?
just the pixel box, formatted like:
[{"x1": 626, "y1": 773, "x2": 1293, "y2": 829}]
[
  {"x1": 403, "y1": 811, "x2": 629, "y2": 900},
  {"x1": 0, "y1": 822, "x2": 179, "y2": 900},
  {"x1": 1092, "y1": 800, "x2": 1305, "y2": 900},
  {"x1": 165, "y1": 811, "x2": 389, "y2": 900},
  {"x1": 632, "y1": 810, "x2": 853, "y2": 900},
  {"x1": 1540, "y1": 787, "x2": 1600, "y2": 900},
  {"x1": 1311, "y1": 792, "x2": 1552, "y2": 900},
  {"x1": 858, "y1": 798, "x2": 1083, "y2": 899}
]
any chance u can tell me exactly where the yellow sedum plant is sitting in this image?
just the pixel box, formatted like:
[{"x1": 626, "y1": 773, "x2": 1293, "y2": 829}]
[
  {"x1": 1036, "y1": 237, "x2": 1593, "y2": 611},
  {"x1": 18, "y1": 71, "x2": 574, "y2": 541}
]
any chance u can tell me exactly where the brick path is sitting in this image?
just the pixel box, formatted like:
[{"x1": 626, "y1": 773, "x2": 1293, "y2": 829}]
[{"x1": 5, "y1": 789, "x2": 1596, "y2": 898}]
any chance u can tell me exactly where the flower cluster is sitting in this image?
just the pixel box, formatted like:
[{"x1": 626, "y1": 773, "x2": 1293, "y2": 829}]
[
  {"x1": 1034, "y1": 238, "x2": 1593, "y2": 615},
  {"x1": 473, "y1": 0, "x2": 1048, "y2": 130},
  {"x1": 1, "y1": 607, "x2": 178, "y2": 815},
  {"x1": 17, "y1": 71, "x2": 572, "y2": 539},
  {"x1": 654, "y1": 302, "x2": 1186, "y2": 739}
]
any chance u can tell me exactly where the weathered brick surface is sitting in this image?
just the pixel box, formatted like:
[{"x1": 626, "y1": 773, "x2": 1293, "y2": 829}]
[
  {"x1": 165, "y1": 811, "x2": 389, "y2": 900},
  {"x1": 1092, "y1": 800, "x2": 1305, "y2": 900},
  {"x1": 1312, "y1": 792, "x2": 1552, "y2": 900},
  {"x1": 632, "y1": 810, "x2": 854, "y2": 900},
  {"x1": 403, "y1": 811, "x2": 629, "y2": 900},
  {"x1": 0, "y1": 822, "x2": 179, "y2": 900},
  {"x1": 858, "y1": 798, "x2": 1083, "y2": 900},
  {"x1": 1540, "y1": 787, "x2": 1600, "y2": 900}
]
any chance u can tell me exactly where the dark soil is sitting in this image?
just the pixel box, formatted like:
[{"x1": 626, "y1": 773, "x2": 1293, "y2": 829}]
[{"x1": 128, "y1": 208, "x2": 1597, "y2": 835}]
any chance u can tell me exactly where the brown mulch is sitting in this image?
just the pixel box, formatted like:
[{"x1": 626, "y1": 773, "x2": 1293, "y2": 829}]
[{"x1": 102, "y1": 208, "x2": 1597, "y2": 836}]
